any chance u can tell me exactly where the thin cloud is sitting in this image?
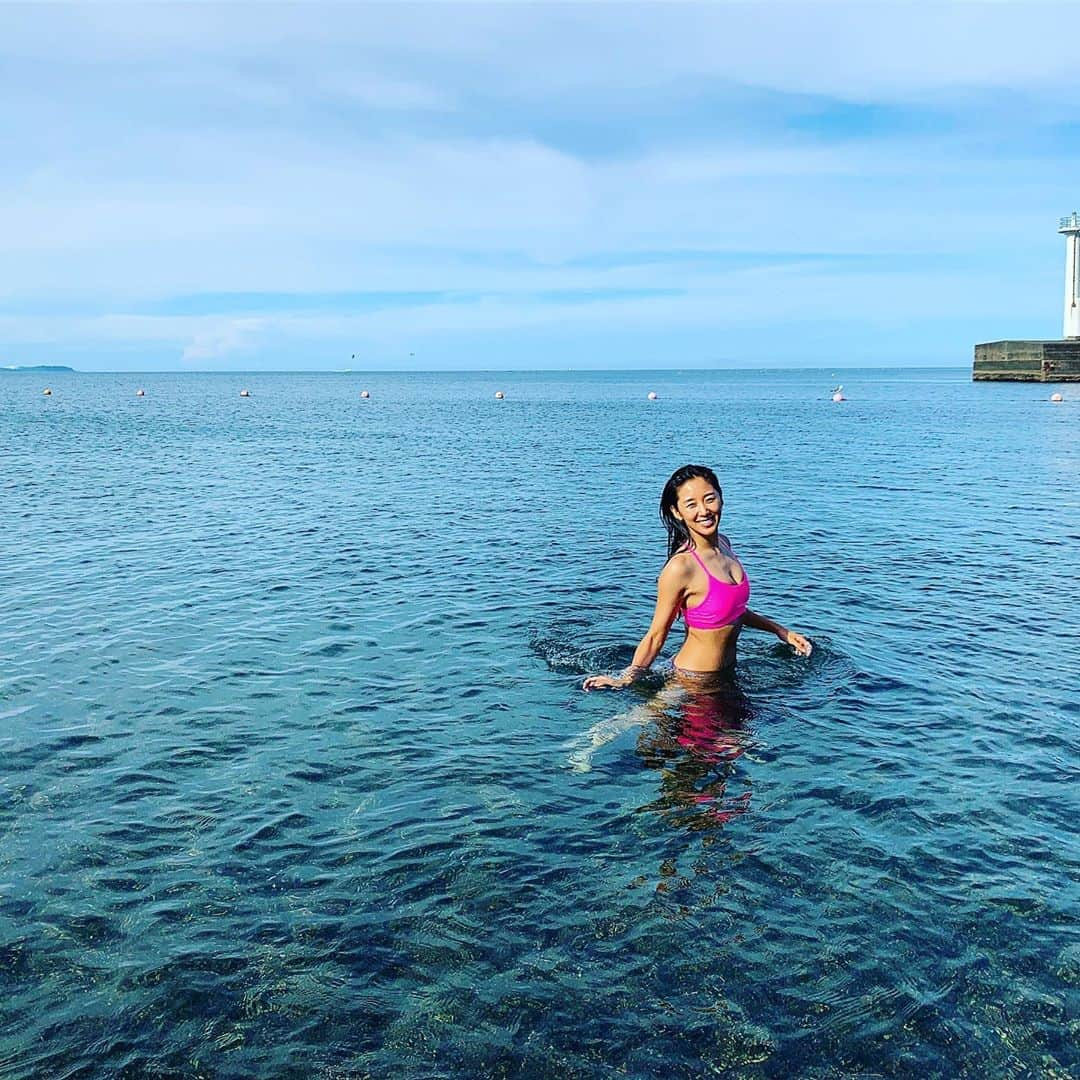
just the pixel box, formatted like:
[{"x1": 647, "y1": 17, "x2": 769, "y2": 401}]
[
  {"x1": 2, "y1": 2, "x2": 1077, "y2": 369},
  {"x1": 181, "y1": 318, "x2": 265, "y2": 363}
]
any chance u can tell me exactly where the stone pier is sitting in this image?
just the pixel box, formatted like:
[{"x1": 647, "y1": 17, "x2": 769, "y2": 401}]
[{"x1": 973, "y1": 339, "x2": 1080, "y2": 381}]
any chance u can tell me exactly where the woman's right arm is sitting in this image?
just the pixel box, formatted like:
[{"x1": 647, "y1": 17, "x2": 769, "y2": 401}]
[{"x1": 583, "y1": 559, "x2": 687, "y2": 691}]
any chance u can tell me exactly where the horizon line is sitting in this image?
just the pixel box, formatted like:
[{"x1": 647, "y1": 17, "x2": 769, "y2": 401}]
[{"x1": 3, "y1": 364, "x2": 971, "y2": 375}]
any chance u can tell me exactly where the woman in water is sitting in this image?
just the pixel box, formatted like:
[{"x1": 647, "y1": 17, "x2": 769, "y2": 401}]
[{"x1": 583, "y1": 464, "x2": 811, "y2": 692}]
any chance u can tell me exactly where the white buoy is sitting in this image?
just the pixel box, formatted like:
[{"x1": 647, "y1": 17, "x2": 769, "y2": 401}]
[
  {"x1": 1050, "y1": 392, "x2": 1064, "y2": 402},
  {"x1": 647, "y1": 391, "x2": 658, "y2": 401},
  {"x1": 832, "y1": 392, "x2": 846, "y2": 403},
  {"x1": 240, "y1": 389, "x2": 251, "y2": 397},
  {"x1": 136, "y1": 389, "x2": 145, "y2": 397},
  {"x1": 42, "y1": 387, "x2": 52, "y2": 396},
  {"x1": 494, "y1": 390, "x2": 505, "y2": 400},
  {"x1": 360, "y1": 390, "x2": 370, "y2": 399}
]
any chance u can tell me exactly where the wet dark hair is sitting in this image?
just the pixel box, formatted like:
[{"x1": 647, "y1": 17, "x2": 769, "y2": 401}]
[{"x1": 660, "y1": 464, "x2": 723, "y2": 559}]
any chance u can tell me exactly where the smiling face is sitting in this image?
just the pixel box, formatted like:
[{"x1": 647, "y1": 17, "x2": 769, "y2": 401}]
[{"x1": 672, "y1": 476, "x2": 723, "y2": 541}]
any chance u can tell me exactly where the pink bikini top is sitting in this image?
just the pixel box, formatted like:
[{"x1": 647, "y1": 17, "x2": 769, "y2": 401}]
[{"x1": 682, "y1": 546, "x2": 750, "y2": 630}]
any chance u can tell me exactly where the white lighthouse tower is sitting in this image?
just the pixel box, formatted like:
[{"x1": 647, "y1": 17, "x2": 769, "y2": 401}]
[
  {"x1": 1060, "y1": 212, "x2": 1080, "y2": 339},
  {"x1": 974, "y1": 213, "x2": 1080, "y2": 380}
]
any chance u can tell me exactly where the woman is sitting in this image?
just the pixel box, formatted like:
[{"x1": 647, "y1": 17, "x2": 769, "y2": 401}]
[{"x1": 583, "y1": 464, "x2": 811, "y2": 692}]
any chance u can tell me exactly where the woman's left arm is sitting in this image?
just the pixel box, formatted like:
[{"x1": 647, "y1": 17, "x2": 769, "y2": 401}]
[{"x1": 742, "y1": 607, "x2": 813, "y2": 656}]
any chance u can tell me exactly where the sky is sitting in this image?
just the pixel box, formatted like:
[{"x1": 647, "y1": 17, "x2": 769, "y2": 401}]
[{"x1": 3, "y1": 1, "x2": 1080, "y2": 371}]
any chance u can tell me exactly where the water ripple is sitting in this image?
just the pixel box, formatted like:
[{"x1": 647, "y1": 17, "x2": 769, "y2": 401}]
[{"x1": 0, "y1": 370, "x2": 1076, "y2": 1077}]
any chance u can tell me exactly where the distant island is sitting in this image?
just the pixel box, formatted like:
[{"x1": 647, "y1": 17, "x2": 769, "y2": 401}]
[{"x1": 1, "y1": 365, "x2": 76, "y2": 372}]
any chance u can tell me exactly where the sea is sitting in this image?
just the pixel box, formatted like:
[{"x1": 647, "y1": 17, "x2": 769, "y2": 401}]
[{"x1": 1, "y1": 368, "x2": 1077, "y2": 1078}]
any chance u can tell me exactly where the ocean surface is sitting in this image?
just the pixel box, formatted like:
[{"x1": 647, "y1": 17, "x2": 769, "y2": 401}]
[{"x1": 1, "y1": 368, "x2": 1077, "y2": 1078}]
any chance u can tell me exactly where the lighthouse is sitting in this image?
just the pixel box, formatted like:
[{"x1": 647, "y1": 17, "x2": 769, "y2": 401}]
[
  {"x1": 973, "y1": 212, "x2": 1080, "y2": 381},
  {"x1": 1060, "y1": 212, "x2": 1080, "y2": 339}
]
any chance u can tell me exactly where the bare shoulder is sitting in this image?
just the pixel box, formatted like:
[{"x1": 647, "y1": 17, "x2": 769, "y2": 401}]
[
  {"x1": 659, "y1": 551, "x2": 695, "y2": 585},
  {"x1": 717, "y1": 533, "x2": 735, "y2": 552}
]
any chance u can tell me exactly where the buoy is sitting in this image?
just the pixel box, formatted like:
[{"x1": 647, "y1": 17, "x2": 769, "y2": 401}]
[
  {"x1": 42, "y1": 387, "x2": 52, "y2": 396},
  {"x1": 1050, "y1": 392, "x2": 1064, "y2": 403},
  {"x1": 360, "y1": 390, "x2": 370, "y2": 399},
  {"x1": 494, "y1": 391, "x2": 505, "y2": 400},
  {"x1": 136, "y1": 389, "x2": 145, "y2": 397},
  {"x1": 647, "y1": 391, "x2": 658, "y2": 401},
  {"x1": 832, "y1": 392, "x2": 846, "y2": 403},
  {"x1": 240, "y1": 389, "x2": 251, "y2": 397}
]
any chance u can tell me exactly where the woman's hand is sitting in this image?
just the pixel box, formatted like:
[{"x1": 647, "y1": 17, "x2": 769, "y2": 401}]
[
  {"x1": 582, "y1": 674, "x2": 631, "y2": 692},
  {"x1": 780, "y1": 628, "x2": 813, "y2": 657}
]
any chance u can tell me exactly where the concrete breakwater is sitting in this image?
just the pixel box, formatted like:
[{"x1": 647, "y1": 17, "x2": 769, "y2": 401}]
[{"x1": 973, "y1": 339, "x2": 1080, "y2": 381}]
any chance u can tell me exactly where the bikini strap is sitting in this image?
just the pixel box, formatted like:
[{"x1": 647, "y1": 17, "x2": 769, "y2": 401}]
[
  {"x1": 687, "y1": 544, "x2": 745, "y2": 583},
  {"x1": 686, "y1": 547, "x2": 709, "y2": 572}
]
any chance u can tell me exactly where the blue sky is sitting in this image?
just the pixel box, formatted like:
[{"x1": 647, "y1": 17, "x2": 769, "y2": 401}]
[{"x1": 3, "y1": 2, "x2": 1079, "y2": 371}]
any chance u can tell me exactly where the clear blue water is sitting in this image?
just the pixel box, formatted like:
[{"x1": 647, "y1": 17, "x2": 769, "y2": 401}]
[{"x1": 1, "y1": 368, "x2": 1077, "y2": 1078}]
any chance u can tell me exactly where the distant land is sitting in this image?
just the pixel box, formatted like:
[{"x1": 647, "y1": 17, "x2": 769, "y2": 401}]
[{"x1": 1, "y1": 365, "x2": 76, "y2": 372}]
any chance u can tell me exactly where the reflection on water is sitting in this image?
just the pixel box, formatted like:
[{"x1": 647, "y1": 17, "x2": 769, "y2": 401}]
[
  {"x1": 635, "y1": 674, "x2": 755, "y2": 833},
  {"x1": 571, "y1": 671, "x2": 756, "y2": 832}
]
